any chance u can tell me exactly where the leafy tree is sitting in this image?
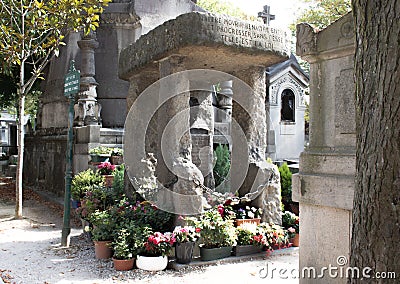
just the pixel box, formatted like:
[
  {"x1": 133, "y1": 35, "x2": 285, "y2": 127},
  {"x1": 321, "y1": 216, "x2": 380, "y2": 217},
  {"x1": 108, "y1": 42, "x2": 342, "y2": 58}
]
[
  {"x1": 350, "y1": 0, "x2": 400, "y2": 281},
  {"x1": 196, "y1": 0, "x2": 254, "y2": 20},
  {"x1": 278, "y1": 163, "x2": 292, "y2": 204},
  {"x1": 295, "y1": 0, "x2": 351, "y2": 30},
  {"x1": 213, "y1": 144, "x2": 230, "y2": 187},
  {"x1": 290, "y1": 0, "x2": 352, "y2": 74},
  {"x1": 0, "y1": 0, "x2": 111, "y2": 218}
]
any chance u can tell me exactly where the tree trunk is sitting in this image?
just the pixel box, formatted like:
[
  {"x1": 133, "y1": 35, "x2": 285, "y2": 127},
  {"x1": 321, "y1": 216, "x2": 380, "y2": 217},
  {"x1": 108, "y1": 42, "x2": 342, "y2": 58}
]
[{"x1": 350, "y1": 1, "x2": 400, "y2": 283}]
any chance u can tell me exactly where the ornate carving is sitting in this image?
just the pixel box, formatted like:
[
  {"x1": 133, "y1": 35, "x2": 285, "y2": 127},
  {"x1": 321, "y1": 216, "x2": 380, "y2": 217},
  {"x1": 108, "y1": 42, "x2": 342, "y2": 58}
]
[
  {"x1": 269, "y1": 74, "x2": 306, "y2": 107},
  {"x1": 296, "y1": 23, "x2": 317, "y2": 56},
  {"x1": 100, "y1": 2, "x2": 140, "y2": 25},
  {"x1": 340, "y1": 19, "x2": 354, "y2": 39}
]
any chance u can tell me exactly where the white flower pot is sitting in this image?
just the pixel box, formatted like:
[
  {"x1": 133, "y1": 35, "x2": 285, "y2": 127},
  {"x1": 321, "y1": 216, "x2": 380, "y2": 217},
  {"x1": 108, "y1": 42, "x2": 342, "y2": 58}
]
[{"x1": 136, "y1": 255, "x2": 168, "y2": 271}]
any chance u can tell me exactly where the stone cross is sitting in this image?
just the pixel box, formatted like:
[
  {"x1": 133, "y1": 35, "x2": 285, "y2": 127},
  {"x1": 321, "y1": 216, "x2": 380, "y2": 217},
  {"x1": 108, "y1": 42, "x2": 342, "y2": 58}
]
[{"x1": 258, "y1": 5, "x2": 275, "y2": 26}]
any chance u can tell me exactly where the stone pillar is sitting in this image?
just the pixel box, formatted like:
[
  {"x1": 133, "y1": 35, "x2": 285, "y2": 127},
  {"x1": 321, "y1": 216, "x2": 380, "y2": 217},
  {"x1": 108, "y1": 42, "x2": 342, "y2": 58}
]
[
  {"x1": 156, "y1": 55, "x2": 203, "y2": 214},
  {"x1": 75, "y1": 33, "x2": 101, "y2": 126},
  {"x1": 189, "y1": 81, "x2": 215, "y2": 189},
  {"x1": 293, "y1": 13, "x2": 355, "y2": 284},
  {"x1": 232, "y1": 66, "x2": 282, "y2": 224},
  {"x1": 217, "y1": 80, "x2": 233, "y2": 123},
  {"x1": 233, "y1": 66, "x2": 267, "y2": 163}
]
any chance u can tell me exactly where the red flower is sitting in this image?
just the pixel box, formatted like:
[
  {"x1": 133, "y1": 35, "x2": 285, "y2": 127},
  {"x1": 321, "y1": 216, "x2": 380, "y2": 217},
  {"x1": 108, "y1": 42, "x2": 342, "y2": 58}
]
[
  {"x1": 195, "y1": 228, "x2": 201, "y2": 233},
  {"x1": 217, "y1": 204, "x2": 224, "y2": 217},
  {"x1": 224, "y1": 199, "x2": 232, "y2": 206}
]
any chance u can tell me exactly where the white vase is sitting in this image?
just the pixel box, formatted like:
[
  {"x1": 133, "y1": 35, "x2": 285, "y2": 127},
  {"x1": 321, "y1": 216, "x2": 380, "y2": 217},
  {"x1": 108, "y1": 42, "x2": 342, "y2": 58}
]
[{"x1": 136, "y1": 255, "x2": 168, "y2": 271}]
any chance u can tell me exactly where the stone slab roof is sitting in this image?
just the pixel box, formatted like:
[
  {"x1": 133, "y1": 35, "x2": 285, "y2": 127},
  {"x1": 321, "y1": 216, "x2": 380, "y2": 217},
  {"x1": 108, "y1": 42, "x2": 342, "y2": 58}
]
[{"x1": 119, "y1": 12, "x2": 290, "y2": 80}]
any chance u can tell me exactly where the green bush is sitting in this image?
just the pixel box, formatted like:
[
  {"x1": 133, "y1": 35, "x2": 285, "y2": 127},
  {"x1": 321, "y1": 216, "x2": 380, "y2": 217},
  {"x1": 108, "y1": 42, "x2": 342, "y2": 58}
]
[
  {"x1": 71, "y1": 169, "x2": 104, "y2": 200},
  {"x1": 213, "y1": 144, "x2": 230, "y2": 187},
  {"x1": 278, "y1": 163, "x2": 292, "y2": 203}
]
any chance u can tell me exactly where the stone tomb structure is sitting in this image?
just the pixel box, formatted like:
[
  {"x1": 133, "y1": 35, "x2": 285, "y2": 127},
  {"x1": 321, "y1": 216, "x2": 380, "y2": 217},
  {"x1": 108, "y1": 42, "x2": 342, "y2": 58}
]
[
  {"x1": 24, "y1": 0, "x2": 203, "y2": 195},
  {"x1": 266, "y1": 54, "x2": 309, "y2": 162},
  {"x1": 121, "y1": 12, "x2": 289, "y2": 220},
  {"x1": 293, "y1": 13, "x2": 355, "y2": 284}
]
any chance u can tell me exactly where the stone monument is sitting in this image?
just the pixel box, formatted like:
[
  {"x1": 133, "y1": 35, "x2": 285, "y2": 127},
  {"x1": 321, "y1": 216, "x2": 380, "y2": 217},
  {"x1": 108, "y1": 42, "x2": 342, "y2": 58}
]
[
  {"x1": 121, "y1": 12, "x2": 289, "y2": 219},
  {"x1": 293, "y1": 13, "x2": 355, "y2": 283}
]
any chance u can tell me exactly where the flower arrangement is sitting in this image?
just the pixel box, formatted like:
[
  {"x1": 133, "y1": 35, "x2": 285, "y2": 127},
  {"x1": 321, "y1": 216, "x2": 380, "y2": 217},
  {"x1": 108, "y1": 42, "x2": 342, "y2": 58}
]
[
  {"x1": 235, "y1": 206, "x2": 263, "y2": 219},
  {"x1": 236, "y1": 223, "x2": 267, "y2": 247},
  {"x1": 187, "y1": 208, "x2": 237, "y2": 249},
  {"x1": 173, "y1": 226, "x2": 200, "y2": 243},
  {"x1": 142, "y1": 232, "x2": 176, "y2": 257},
  {"x1": 259, "y1": 222, "x2": 291, "y2": 250},
  {"x1": 282, "y1": 211, "x2": 299, "y2": 233},
  {"x1": 97, "y1": 161, "x2": 116, "y2": 175}
]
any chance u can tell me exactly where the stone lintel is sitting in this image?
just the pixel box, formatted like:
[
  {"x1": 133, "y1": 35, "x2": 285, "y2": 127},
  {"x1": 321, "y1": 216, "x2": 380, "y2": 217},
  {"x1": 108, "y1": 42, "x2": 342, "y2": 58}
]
[
  {"x1": 292, "y1": 173, "x2": 354, "y2": 211},
  {"x1": 119, "y1": 12, "x2": 290, "y2": 80}
]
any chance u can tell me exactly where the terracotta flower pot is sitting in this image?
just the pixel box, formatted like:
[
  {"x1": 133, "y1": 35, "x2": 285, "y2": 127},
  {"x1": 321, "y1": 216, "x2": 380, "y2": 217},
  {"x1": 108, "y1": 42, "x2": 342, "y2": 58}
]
[
  {"x1": 94, "y1": 240, "x2": 113, "y2": 259},
  {"x1": 111, "y1": 155, "x2": 123, "y2": 165},
  {"x1": 291, "y1": 233, "x2": 300, "y2": 247},
  {"x1": 235, "y1": 218, "x2": 261, "y2": 227},
  {"x1": 102, "y1": 174, "x2": 114, "y2": 187},
  {"x1": 113, "y1": 258, "x2": 135, "y2": 271}
]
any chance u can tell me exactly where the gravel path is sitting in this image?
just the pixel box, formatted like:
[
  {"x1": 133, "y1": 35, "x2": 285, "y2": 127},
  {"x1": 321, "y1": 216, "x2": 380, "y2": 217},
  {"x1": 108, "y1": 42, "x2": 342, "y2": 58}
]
[{"x1": 0, "y1": 178, "x2": 299, "y2": 284}]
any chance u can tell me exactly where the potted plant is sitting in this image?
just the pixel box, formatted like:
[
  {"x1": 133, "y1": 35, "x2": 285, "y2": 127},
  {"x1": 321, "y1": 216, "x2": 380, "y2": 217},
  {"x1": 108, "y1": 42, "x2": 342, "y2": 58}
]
[
  {"x1": 234, "y1": 205, "x2": 263, "y2": 226},
  {"x1": 89, "y1": 146, "x2": 112, "y2": 163},
  {"x1": 97, "y1": 161, "x2": 116, "y2": 187},
  {"x1": 112, "y1": 228, "x2": 134, "y2": 271},
  {"x1": 71, "y1": 169, "x2": 104, "y2": 208},
  {"x1": 188, "y1": 208, "x2": 237, "y2": 261},
  {"x1": 89, "y1": 209, "x2": 114, "y2": 259},
  {"x1": 136, "y1": 232, "x2": 175, "y2": 271},
  {"x1": 110, "y1": 148, "x2": 123, "y2": 165},
  {"x1": 173, "y1": 225, "x2": 200, "y2": 264},
  {"x1": 282, "y1": 211, "x2": 299, "y2": 246},
  {"x1": 233, "y1": 223, "x2": 266, "y2": 256}
]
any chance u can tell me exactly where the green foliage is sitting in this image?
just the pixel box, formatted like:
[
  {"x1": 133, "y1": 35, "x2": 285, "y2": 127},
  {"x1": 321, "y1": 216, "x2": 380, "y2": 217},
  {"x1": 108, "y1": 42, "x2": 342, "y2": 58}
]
[
  {"x1": 89, "y1": 209, "x2": 114, "y2": 241},
  {"x1": 71, "y1": 169, "x2": 104, "y2": 200},
  {"x1": 89, "y1": 146, "x2": 113, "y2": 155},
  {"x1": 196, "y1": 0, "x2": 253, "y2": 20},
  {"x1": 113, "y1": 221, "x2": 152, "y2": 259},
  {"x1": 213, "y1": 144, "x2": 230, "y2": 187},
  {"x1": 112, "y1": 164, "x2": 125, "y2": 198},
  {"x1": 294, "y1": 0, "x2": 351, "y2": 30},
  {"x1": 112, "y1": 228, "x2": 133, "y2": 260},
  {"x1": 304, "y1": 101, "x2": 310, "y2": 123},
  {"x1": 278, "y1": 163, "x2": 292, "y2": 203}
]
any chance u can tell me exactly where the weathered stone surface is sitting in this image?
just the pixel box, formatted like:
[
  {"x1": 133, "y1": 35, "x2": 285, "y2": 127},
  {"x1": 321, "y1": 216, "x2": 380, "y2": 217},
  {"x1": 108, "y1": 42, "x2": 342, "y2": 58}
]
[
  {"x1": 249, "y1": 161, "x2": 282, "y2": 225},
  {"x1": 294, "y1": 13, "x2": 355, "y2": 284},
  {"x1": 119, "y1": 12, "x2": 290, "y2": 79}
]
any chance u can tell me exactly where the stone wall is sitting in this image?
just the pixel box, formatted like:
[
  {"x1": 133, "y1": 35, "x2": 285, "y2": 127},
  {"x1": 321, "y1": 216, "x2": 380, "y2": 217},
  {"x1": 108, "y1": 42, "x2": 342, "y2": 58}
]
[
  {"x1": 293, "y1": 13, "x2": 355, "y2": 284},
  {"x1": 24, "y1": 130, "x2": 68, "y2": 196}
]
